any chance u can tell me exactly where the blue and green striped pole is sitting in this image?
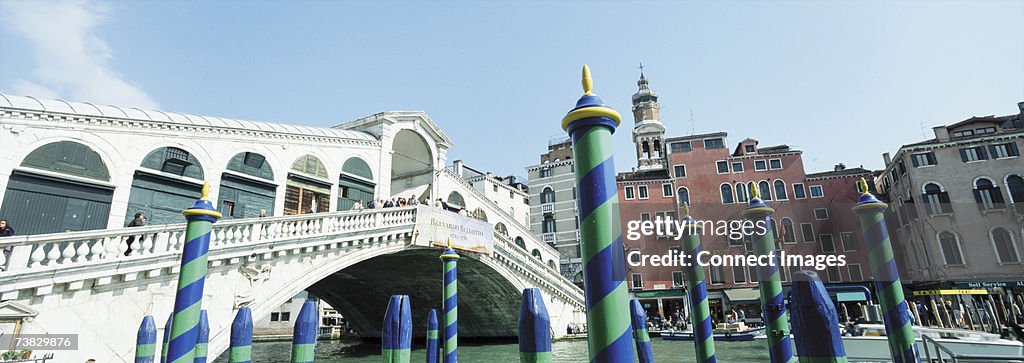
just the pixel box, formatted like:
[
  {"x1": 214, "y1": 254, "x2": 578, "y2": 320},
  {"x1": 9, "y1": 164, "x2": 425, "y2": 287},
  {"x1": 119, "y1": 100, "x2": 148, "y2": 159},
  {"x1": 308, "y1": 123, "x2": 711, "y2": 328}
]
[
  {"x1": 136, "y1": 315, "x2": 157, "y2": 363},
  {"x1": 852, "y1": 178, "x2": 919, "y2": 363},
  {"x1": 292, "y1": 300, "x2": 319, "y2": 363},
  {"x1": 161, "y1": 314, "x2": 172, "y2": 363},
  {"x1": 426, "y1": 309, "x2": 439, "y2": 363},
  {"x1": 791, "y1": 271, "x2": 847, "y2": 363},
  {"x1": 561, "y1": 65, "x2": 635, "y2": 363},
  {"x1": 230, "y1": 307, "x2": 253, "y2": 363},
  {"x1": 195, "y1": 310, "x2": 209, "y2": 363},
  {"x1": 680, "y1": 205, "x2": 716, "y2": 362},
  {"x1": 168, "y1": 183, "x2": 222, "y2": 363},
  {"x1": 518, "y1": 288, "x2": 552, "y2": 363},
  {"x1": 743, "y1": 185, "x2": 794, "y2": 363},
  {"x1": 382, "y1": 295, "x2": 412, "y2": 362},
  {"x1": 630, "y1": 299, "x2": 654, "y2": 363},
  {"x1": 440, "y1": 240, "x2": 459, "y2": 363}
]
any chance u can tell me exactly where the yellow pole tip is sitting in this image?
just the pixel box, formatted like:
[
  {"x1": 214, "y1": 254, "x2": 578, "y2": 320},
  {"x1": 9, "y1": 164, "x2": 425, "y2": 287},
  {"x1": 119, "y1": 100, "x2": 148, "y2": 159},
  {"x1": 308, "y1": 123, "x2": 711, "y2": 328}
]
[
  {"x1": 446, "y1": 237, "x2": 452, "y2": 248},
  {"x1": 582, "y1": 65, "x2": 593, "y2": 96},
  {"x1": 751, "y1": 183, "x2": 761, "y2": 199},
  {"x1": 201, "y1": 182, "x2": 210, "y2": 200},
  {"x1": 859, "y1": 177, "x2": 870, "y2": 195}
]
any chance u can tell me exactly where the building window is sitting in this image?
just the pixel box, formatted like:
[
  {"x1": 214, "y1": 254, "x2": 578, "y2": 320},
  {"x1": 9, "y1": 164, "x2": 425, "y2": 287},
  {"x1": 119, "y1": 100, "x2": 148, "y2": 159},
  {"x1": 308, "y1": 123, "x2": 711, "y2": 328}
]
[
  {"x1": 758, "y1": 181, "x2": 772, "y2": 200},
  {"x1": 1008, "y1": 175, "x2": 1024, "y2": 205},
  {"x1": 663, "y1": 183, "x2": 674, "y2": 198},
  {"x1": 923, "y1": 183, "x2": 951, "y2": 215},
  {"x1": 677, "y1": 187, "x2": 690, "y2": 206},
  {"x1": 733, "y1": 265, "x2": 747, "y2": 283},
  {"x1": 774, "y1": 180, "x2": 788, "y2": 200},
  {"x1": 809, "y1": 185, "x2": 824, "y2": 198},
  {"x1": 781, "y1": 218, "x2": 796, "y2": 244},
  {"x1": 792, "y1": 183, "x2": 806, "y2": 199},
  {"x1": 735, "y1": 183, "x2": 748, "y2": 203},
  {"x1": 222, "y1": 201, "x2": 236, "y2": 217},
  {"x1": 721, "y1": 184, "x2": 734, "y2": 204},
  {"x1": 271, "y1": 312, "x2": 280, "y2": 321},
  {"x1": 840, "y1": 232, "x2": 858, "y2": 252},
  {"x1": 991, "y1": 227, "x2": 1020, "y2": 264},
  {"x1": 704, "y1": 138, "x2": 725, "y2": 150},
  {"x1": 640, "y1": 213, "x2": 651, "y2": 221},
  {"x1": 959, "y1": 146, "x2": 989, "y2": 162},
  {"x1": 541, "y1": 187, "x2": 555, "y2": 204},
  {"x1": 638, "y1": 185, "x2": 649, "y2": 199},
  {"x1": 754, "y1": 160, "x2": 768, "y2": 171},
  {"x1": 976, "y1": 127, "x2": 996, "y2": 134},
  {"x1": 819, "y1": 234, "x2": 836, "y2": 253},
  {"x1": 749, "y1": 266, "x2": 760, "y2": 283},
  {"x1": 493, "y1": 184, "x2": 499, "y2": 192},
  {"x1": 911, "y1": 152, "x2": 937, "y2": 167},
  {"x1": 672, "y1": 271, "x2": 684, "y2": 287},
  {"x1": 745, "y1": 144, "x2": 756, "y2": 153},
  {"x1": 973, "y1": 178, "x2": 1005, "y2": 210},
  {"x1": 710, "y1": 265, "x2": 724, "y2": 284},
  {"x1": 670, "y1": 141, "x2": 692, "y2": 153},
  {"x1": 624, "y1": 186, "x2": 635, "y2": 200},
  {"x1": 847, "y1": 264, "x2": 863, "y2": 282},
  {"x1": 716, "y1": 161, "x2": 729, "y2": 174},
  {"x1": 826, "y1": 267, "x2": 841, "y2": 283},
  {"x1": 952, "y1": 129, "x2": 974, "y2": 138},
  {"x1": 732, "y1": 162, "x2": 744, "y2": 173},
  {"x1": 814, "y1": 208, "x2": 829, "y2": 220},
  {"x1": 801, "y1": 223, "x2": 814, "y2": 243},
  {"x1": 572, "y1": 187, "x2": 577, "y2": 199},
  {"x1": 991, "y1": 142, "x2": 1020, "y2": 159},
  {"x1": 674, "y1": 165, "x2": 686, "y2": 178},
  {"x1": 937, "y1": 231, "x2": 965, "y2": 265},
  {"x1": 542, "y1": 216, "x2": 556, "y2": 233},
  {"x1": 631, "y1": 273, "x2": 643, "y2": 290},
  {"x1": 769, "y1": 159, "x2": 783, "y2": 170}
]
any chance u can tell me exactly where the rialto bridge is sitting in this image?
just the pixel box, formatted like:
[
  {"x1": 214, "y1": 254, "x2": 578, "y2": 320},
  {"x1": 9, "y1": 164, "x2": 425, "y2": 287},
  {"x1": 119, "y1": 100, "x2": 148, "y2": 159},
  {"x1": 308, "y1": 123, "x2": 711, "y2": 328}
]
[{"x1": 0, "y1": 94, "x2": 585, "y2": 362}]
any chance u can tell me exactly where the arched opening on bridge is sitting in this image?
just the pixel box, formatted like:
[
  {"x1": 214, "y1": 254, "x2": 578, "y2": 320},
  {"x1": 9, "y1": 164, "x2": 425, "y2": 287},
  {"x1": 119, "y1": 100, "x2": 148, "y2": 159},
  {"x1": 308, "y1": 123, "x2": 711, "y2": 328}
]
[
  {"x1": 390, "y1": 129, "x2": 433, "y2": 200},
  {"x1": 547, "y1": 260, "x2": 556, "y2": 270},
  {"x1": 219, "y1": 152, "x2": 276, "y2": 219},
  {"x1": 0, "y1": 141, "x2": 113, "y2": 235},
  {"x1": 125, "y1": 146, "x2": 205, "y2": 226},
  {"x1": 573, "y1": 272, "x2": 584, "y2": 285},
  {"x1": 338, "y1": 157, "x2": 375, "y2": 211},
  {"x1": 531, "y1": 249, "x2": 542, "y2": 259},
  {"x1": 494, "y1": 222, "x2": 508, "y2": 236},
  {"x1": 472, "y1": 207, "x2": 487, "y2": 221},
  {"x1": 307, "y1": 249, "x2": 521, "y2": 339},
  {"x1": 514, "y1": 236, "x2": 526, "y2": 250},
  {"x1": 285, "y1": 154, "x2": 331, "y2": 215},
  {"x1": 446, "y1": 191, "x2": 465, "y2": 212}
]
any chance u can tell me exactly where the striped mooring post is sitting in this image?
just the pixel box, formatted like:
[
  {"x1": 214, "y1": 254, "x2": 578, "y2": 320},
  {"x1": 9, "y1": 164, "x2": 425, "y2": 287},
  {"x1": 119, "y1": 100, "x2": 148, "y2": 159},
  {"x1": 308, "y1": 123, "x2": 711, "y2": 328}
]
[
  {"x1": 851, "y1": 178, "x2": 919, "y2": 363},
  {"x1": 629, "y1": 299, "x2": 654, "y2": 363},
  {"x1": 440, "y1": 239, "x2": 460, "y2": 363},
  {"x1": 136, "y1": 315, "x2": 157, "y2": 363},
  {"x1": 195, "y1": 310, "x2": 209, "y2": 363},
  {"x1": 743, "y1": 184, "x2": 794, "y2": 363},
  {"x1": 230, "y1": 306, "x2": 254, "y2": 363},
  {"x1": 167, "y1": 183, "x2": 222, "y2": 363},
  {"x1": 292, "y1": 300, "x2": 319, "y2": 363},
  {"x1": 680, "y1": 204, "x2": 716, "y2": 362},
  {"x1": 561, "y1": 65, "x2": 635, "y2": 363},
  {"x1": 518, "y1": 288, "x2": 552, "y2": 363},
  {"x1": 161, "y1": 314, "x2": 172, "y2": 363},
  {"x1": 382, "y1": 295, "x2": 412, "y2": 363},
  {"x1": 790, "y1": 271, "x2": 847, "y2": 363},
  {"x1": 426, "y1": 309, "x2": 440, "y2": 363}
]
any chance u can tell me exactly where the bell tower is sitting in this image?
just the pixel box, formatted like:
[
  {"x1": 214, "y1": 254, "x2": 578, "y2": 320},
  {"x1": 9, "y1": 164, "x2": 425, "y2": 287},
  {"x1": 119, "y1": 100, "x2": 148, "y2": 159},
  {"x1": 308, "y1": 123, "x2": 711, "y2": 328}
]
[{"x1": 631, "y1": 66, "x2": 667, "y2": 170}]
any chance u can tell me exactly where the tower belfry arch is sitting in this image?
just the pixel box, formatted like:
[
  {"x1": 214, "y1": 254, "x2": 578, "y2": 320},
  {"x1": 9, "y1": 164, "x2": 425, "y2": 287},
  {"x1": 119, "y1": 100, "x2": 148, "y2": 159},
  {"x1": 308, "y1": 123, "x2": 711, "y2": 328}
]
[{"x1": 631, "y1": 67, "x2": 667, "y2": 170}]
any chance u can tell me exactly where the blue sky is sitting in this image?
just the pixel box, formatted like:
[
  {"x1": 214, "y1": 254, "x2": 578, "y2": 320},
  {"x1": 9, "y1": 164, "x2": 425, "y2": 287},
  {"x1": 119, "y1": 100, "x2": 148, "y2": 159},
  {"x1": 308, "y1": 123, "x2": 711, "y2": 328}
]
[{"x1": 1, "y1": 1, "x2": 1022, "y2": 178}]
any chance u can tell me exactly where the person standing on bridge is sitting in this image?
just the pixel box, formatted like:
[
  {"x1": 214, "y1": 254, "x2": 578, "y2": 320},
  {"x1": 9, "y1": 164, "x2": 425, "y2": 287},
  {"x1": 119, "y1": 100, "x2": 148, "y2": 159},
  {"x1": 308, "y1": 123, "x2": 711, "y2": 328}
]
[
  {"x1": 0, "y1": 219, "x2": 12, "y2": 237},
  {"x1": 125, "y1": 212, "x2": 146, "y2": 256},
  {"x1": 351, "y1": 199, "x2": 363, "y2": 211},
  {"x1": 409, "y1": 194, "x2": 418, "y2": 205}
]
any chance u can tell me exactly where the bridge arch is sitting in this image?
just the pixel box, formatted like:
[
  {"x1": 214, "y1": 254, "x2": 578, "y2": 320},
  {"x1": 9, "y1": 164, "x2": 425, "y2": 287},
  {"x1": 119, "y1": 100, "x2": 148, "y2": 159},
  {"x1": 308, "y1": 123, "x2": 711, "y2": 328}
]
[
  {"x1": 219, "y1": 152, "x2": 277, "y2": 219},
  {"x1": 390, "y1": 129, "x2": 433, "y2": 200}
]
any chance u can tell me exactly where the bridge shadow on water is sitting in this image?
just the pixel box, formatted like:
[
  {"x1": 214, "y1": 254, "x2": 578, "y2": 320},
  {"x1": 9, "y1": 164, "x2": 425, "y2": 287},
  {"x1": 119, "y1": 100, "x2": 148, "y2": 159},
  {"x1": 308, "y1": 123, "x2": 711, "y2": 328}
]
[{"x1": 307, "y1": 248, "x2": 522, "y2": 340}]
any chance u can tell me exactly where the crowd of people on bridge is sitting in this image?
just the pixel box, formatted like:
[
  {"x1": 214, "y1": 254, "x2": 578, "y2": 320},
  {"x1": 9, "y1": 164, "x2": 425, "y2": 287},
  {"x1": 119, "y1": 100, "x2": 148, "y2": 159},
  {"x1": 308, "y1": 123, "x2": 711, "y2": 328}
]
[{"x1": 349, "y1": 194, "x2": 420, "y2": 211}]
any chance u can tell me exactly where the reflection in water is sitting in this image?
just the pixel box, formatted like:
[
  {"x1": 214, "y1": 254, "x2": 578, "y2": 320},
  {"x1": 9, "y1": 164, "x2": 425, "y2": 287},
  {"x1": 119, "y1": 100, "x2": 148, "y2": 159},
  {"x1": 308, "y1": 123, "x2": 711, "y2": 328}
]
[{"x1": 213, "y1": 338, "x2": 769, "y2": 362}]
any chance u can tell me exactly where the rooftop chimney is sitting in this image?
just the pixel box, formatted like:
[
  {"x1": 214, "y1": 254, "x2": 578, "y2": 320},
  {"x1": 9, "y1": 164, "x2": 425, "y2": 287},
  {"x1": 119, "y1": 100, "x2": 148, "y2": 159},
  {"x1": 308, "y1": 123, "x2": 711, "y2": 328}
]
[
  {"x1": 834, "y1": 163, "x2": 846, "y2": 171},
  {"x1": 883, "y1": 152, "x2": 892, "y2": 166},
  {"x1": 933, "y1": 126, "x2": 950, "y2": 142},
  {"x1": 1018, "y1": 101, "x2": 1024, "y2": 114},
  {"x1": 453, "y1": 160, "x2": 464, "y2": 177}
]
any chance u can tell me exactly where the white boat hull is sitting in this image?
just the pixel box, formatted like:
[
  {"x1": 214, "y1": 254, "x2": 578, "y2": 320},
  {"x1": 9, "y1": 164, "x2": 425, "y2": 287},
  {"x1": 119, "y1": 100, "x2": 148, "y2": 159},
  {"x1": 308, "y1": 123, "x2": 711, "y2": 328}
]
[{"x1": 755, "y1": 334, "x2": 1024, "y2": 362}]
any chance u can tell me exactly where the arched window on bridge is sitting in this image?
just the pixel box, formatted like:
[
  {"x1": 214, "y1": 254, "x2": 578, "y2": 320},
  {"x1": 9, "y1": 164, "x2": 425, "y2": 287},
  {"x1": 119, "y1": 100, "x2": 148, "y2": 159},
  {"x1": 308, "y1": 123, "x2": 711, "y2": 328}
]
[
  {"x1": 339, "y1": 157, "x2": 375, "y2": 211},
  {"x1": 548, "y1": 260, "x2": 557, "y2": 270},
  {"x1": 2, "y1": 141, "x2": 113, "y2": 235},
  {"x1": 126, "y1": 146, "x2": 205, "y2": 226},
  {"x1": 514, "y1": 236, "x2": 526, "y2": 250},
  {"x1": 447, "y1": 191, "x2": 465, "y2": 212},
  {"x1": 220, "y1": 152, "x2": 276, "y2": 219},
  {"x1": 531, "y1": 249, "x2": 542, "y2": 259},
  {"x1": 494, "y1": 222, "x2": 508, "y2": 236},
  {"x1": 472, "y1": 208, "x2": 487, "y2": 221},
  {"x1": 286, "y1": 154, "x2": 331, "y2": 215}
]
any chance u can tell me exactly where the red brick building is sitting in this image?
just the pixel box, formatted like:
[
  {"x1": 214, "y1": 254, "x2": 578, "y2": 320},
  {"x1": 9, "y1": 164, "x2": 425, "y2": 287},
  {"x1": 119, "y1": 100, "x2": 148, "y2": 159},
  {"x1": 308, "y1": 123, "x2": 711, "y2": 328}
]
[{"x1": 615, "y1": 74, "x2": 874, "y2": 323}]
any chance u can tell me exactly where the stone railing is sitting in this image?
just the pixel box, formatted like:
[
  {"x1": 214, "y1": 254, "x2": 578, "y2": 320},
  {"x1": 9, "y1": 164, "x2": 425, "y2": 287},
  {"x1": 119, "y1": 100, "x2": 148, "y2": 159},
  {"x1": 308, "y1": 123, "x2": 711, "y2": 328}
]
[
  {"x1": 0, "y1": 208, "x2": 418, "y2": 298},
  {"x1": 491, "y1": 232, "x2": 584, "y2": 308}
]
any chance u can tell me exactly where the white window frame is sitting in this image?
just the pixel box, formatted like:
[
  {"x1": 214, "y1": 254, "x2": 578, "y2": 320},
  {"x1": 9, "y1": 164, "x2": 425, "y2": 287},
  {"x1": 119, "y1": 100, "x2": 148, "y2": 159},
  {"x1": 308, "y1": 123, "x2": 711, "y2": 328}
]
[
  {"x1": 814, "y1": 208, "x2": 829, "y2": 220},
  {"x1": 624, "y1": 186, "x2": 635, "y2": 200},
  {"x1": 793, "y1": 183, "x2": 807, "y2": 199},
  {"x1": 826, "y1": 266, "x2": 841, "y2": 283},
  {"x1": 781, "y1": 218, "x2": 797, "y2": 244},
  {"x1": 673, "y1": 164, "x2": 687, "y2": 178},
  {"x1": 801, "y1": 222, "x2": 815, "y2": 243},
  {"x1": 847, "y1": 264, "x2": 863, "y2": 282},
  {"x1": 662, "y1": 183, "x2": 674, "y2": 198},
  {"x1": 732, "y1": 265, "x2": 747, "y2": 284},
  {"x1": 631, "y1": 273, "x2": 644, "y2": 290},
  {"x1": 672, "y1": 271, "x2": 685, "y2": 287},
  {"x1": 709, "y1": 265, "x2": 724, "y2": 285},
  {"x1": 768, "y1": 158, "x2": 783, "y2": 170},
  {"x1": 774, "y1": 180, "x2": 788, "y2": 200},
  {"x1": 754, "y1": 159, "x2": 768, "y2": 171},
  {"x1": 912, "y1": 152, "x2": 935, "y2": 167},
  {"x1": 936, "y1": 230, "x2": 966, "y2": 266},
  {"x1": 840, "y1": 232, "x2": 857, "y2": 252},
  {"x1": 819, "y1": 234, "x2": 836, "y2": 253},
  {"x1": 716, "y1": 160, "x2": 729, "y2": 174},
  {"x1": 809, "y1": 185, "x2": 824, "y2": 198},
  {"x1": 963, "y1": 147, "x2": 983, "y2": 162},
  {"x1": 990, "y1": 226, "x2": 1021, "y2": 264},
  {"x1": 993, "y1": 144, "x2": 1012, "y2": 159},
  {"x1": 638, "y1": 185, "x2": 649, "y2": 200},
  {"x1": 731, "y1": 161, "x2": 744, "y2": 173}
]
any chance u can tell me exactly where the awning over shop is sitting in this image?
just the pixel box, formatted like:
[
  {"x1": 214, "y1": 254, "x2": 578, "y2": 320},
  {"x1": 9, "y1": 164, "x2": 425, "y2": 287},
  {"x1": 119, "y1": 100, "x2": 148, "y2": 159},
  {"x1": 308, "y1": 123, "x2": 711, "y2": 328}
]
[
  {"x1": 634, "y1": 290, "x2": 685, "y2": 299},
  {"x1": 724, "y1": 288, "x2": 761, "y2": 303}
]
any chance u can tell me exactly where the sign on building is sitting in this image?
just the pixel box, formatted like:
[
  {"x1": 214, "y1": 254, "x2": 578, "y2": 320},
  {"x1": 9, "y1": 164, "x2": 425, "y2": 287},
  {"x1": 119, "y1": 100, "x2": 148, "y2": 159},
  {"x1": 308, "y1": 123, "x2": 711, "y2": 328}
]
[{"x1": 413, "y1": 205, "x2": 494, "y2": 255}]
